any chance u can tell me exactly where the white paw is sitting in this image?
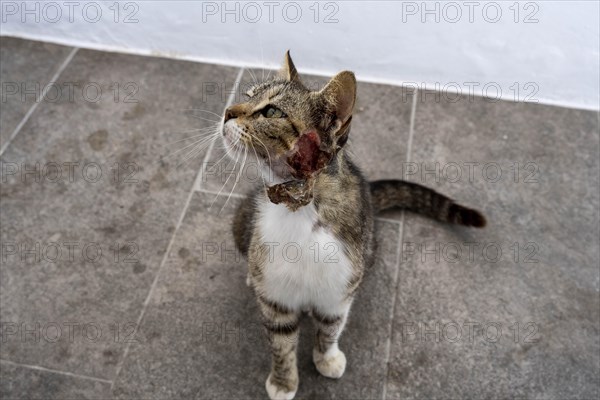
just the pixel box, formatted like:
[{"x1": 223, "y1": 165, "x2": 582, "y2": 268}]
[
  {"x1": 245, "y1": 273, "x2": 251, "y2": 287},
  {"x1": 313, "y1": 348, "x2": 347, "y2": 379},
  {"x1": 265, "y1": 374, "x2": 296, "y2": 400}
]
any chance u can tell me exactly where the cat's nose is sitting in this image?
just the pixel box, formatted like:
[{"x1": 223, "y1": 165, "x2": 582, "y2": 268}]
[
  {"x1": 224, "y1": 108, "x2": 235, "y2": 123},
  {"x1": 224, "y1": 105, "x2": 244, "y2": 123}
]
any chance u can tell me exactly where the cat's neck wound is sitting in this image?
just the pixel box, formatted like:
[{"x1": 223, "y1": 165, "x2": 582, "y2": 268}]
[{"x1": 267, "y1": 130, "x2": 333, "y2": 211}]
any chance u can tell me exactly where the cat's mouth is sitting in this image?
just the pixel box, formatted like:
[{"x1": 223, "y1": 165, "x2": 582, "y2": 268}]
[
  {"x1": 222, "y1": 121, "x2": 248, "y2": 154},
  {"x1": 223, "y1": 132, "x2": 245, "y2": 151}
]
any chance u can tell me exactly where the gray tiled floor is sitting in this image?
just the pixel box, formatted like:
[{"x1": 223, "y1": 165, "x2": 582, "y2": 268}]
[
  {"x1": 0, "y1": 361, "x2": 111, "y2": 400},
  {"x1": 0, "y1": 37, "x2": 74, "y2": 150},
  {"x1": 388, "y1": 94, "x2": 600, "y2": 399},
  {"x1": 1, "y1": 38, "x2": 599, "y2": 400}
]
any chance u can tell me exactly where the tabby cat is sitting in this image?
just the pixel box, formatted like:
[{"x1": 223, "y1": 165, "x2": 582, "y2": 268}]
[{"x1": 223, "y1": 52, "x2": 485, "y2": 400}]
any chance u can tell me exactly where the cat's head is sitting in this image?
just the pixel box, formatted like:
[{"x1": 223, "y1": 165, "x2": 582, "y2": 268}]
[{"x1": 222, "y1": 51, "x2": 356, "y2": 182}]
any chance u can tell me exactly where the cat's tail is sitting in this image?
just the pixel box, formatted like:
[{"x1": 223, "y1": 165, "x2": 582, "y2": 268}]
[{"x1": 369, "y1": 180, "x2": 486, "y2": 228}]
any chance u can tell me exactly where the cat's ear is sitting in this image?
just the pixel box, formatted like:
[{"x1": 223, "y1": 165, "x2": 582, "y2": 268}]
[
  {"x1": 279, "y1": 50, "x2": 299, "y2": 82},
  {"x1": 320, "y1": 71, "x2": 356, "y2": 125}
]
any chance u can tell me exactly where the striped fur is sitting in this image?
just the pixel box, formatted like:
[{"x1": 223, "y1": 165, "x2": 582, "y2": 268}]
[
  {"x1": 226, "y1": 52, "x2": 485, "y2": 399},
  {"x1": 370, "y1": 180, "x2": 486, "y2": 227}
]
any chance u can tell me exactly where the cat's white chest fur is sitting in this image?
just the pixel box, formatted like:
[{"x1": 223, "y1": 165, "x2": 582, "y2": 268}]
[{"x1": 256, "y1": 197, "x2": 353, "y2": 314}]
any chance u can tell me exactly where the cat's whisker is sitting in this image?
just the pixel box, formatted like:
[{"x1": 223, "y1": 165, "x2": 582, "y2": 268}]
[
  {"x1": 220, "y1": 146, "x2": 248, "y2": 215},
  {"x1": 165, "y1": 134, "x2": 214, "y2": 147},
  {"x1": 173, "y1": 127, "x2": 221, "y2": 167},
  {"x1": 210, "y1": 138, "x2": 241, "y2": 171},
  {"x1": 252, "y1": 135, "x2": 273, "y2": 172},
  {"x1": 259, "y1": 31, "x2": 266, "y2": 82},
  {"x1": 166, "y1": 125, "x2": 219, "y2": 136},
  {"x1": 206, "y1": 139, "x2": 239, "y2": 182},
  {"x1": 177, "y1": 147, "x2": 203, "y2": 168},
  {"x1": 185, "y1": 114, "x2": 221, "y2": 123},
  {"x1": 181, "y1": 109, "x2": 224, "y2": 120},
  {"x1": 165, "y1": 137, "x2": 212, "y2": 160},
  {"x1": 209, "y1": 137, "x2": 243, "y2": 210},
  {"x1": 212, "y1": 130, "x2": 252, "y2": 169},
  {"x1": 256, "y1": 147, "x2": 274, "y2": 183},
  {"x1": 165, "y1": 131, "x2": 218, "y2": 159},
  {"x1": 175, "y1": 135, "x2": 218, "y2": 169},
  {"x1": 247, "y1": 68, "x2": 259, "y2": 85},
  {"x1": 250, "y1": 142, "x2": 268, "y2": 193},
  {"x1": 164, "y1": 128, "x2": 221, "y2": 147}
]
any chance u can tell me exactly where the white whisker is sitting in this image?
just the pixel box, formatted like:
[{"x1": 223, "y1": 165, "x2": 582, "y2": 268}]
[
  {"x1": 166, "y1": 125, "x2": 219, "y2": 136},
  {"x1": 181, "y1": 109, "x2": 224, "y2": 120},
  {"x1": 247, "y1": 68, "x2": 258, "y2": 85},
  {"x1": 221, "y1": 146, "x2": 248, "y2": 215},
  {"x1": 209, "y1": 137, "x2": 242, "y2": 210},
  {"x1": 165, "y1": 132, "x2": 218, "y2": 159},
  {"x1": 164, "y1": 129, "x2": 220, "y2": 146},
  {"x1": 207, "y1": 140, "x2": 238, "y2": 178},
  {"x1": 176, "y1": 135, "x2": 218, "y2": 168},
  {"x1": 250, "y1": 141, "x2": 268, "y2": 192},
  {"x1": 259, "y1": 30, "x2": 265, "y2": 82},
  {"x1": 253, "y1": 135, "x2": 273, "y2": 175},
  {"x1": 211, "y1": 140, "x2": 239, "y2": 170},
  {"x1": 185, "y1": 114, "x2": 220, "y2": 123}
]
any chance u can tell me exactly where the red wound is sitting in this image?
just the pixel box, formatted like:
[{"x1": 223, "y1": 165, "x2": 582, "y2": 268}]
[{"x1": 288, "y1": 131, "x2": 331, "y2": 179}]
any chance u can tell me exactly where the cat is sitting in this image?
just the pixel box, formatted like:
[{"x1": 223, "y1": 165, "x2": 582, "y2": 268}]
[{"x1": 222, "y1": 51, "x2": 485, "y2": 400}]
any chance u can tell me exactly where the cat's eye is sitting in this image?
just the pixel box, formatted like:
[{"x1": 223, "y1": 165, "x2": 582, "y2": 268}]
[{"x1": 262, "y1": 105, "x2": 286, "y2": 119}]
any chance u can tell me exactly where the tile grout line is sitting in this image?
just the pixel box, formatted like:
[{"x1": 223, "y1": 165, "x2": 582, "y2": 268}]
[
  {"x1": 373, "y1": 216, "x2": 402, "y2": 225},
  {"x1": 0, "y1": 47, "x2": 79, "y2": 157},
  {"x1": 0, "y1": 359, "x2": 112, "y2": 385},
  {"x1": 110, "y1": 67, "x2": 245, "y2": 391},
  {"x1": 197, "y1": 187, "x2": 245, "y2": 199},
  {"x1": 404, "y1": 90, "x2": 418, "y2": 171},
  {"x1": 195, "y1": 68, "x2": 245, "y2": 192},
  {"x1": 381, "y1": 89, "x2": 418, "y2": 400}
]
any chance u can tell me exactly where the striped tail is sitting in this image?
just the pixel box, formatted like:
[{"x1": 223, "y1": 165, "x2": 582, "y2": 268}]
[{"x1": 369, "y1": 180, "x2": 486, "y2": 228}]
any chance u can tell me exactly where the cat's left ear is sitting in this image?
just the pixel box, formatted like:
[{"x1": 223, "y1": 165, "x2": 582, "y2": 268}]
[
  {"x1": 280, "y1": 50, "x2": 299, "y2": 82},
  {"x1": 320, "y1": 71, "x2": 356, "y2": 126}
]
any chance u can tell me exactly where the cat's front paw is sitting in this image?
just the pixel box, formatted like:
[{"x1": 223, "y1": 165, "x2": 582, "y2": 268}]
[
  {"x1": 313, "y1": 348, "x2": 346, "y2": 379},
  {"x1": 265, "y1": 373, "x2": 297, "y2": 400}
]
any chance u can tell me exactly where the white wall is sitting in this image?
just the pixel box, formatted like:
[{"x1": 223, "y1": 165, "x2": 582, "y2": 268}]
[{"x1": 1, "y1": 1, "x2": 598, "y2": 110}]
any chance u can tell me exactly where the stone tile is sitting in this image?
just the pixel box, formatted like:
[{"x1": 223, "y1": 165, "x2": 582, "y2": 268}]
[
  {"x1": 408, "y1": 92, "x2": 599, "y2": 285},
  {"x1": 0, "y1": 37, "x2": 74, "y2": 150},
  {"x1": 200, "y1": 69, "x2": 413, "y2": 220},
  {"x1": 386, "y1": 95, "x2": 600, "y2": 398},
  {"x1": 112, "y1": 191, "x2": 400, "y2": 399},
  {"x1": 0, "y1": 47, "x2": 239, "y2": 380},
  {"x1": 0, "y1": 362, "x2": 111, "y2": 400}
]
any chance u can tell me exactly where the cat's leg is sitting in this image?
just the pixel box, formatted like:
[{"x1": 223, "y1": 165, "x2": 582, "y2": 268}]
[
  {"x1": 311, "y1": 302, "x2": 351, "y2": 379},
  {"x1": 258, "y1": 296, "x2": 300, "y2": 400}
]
